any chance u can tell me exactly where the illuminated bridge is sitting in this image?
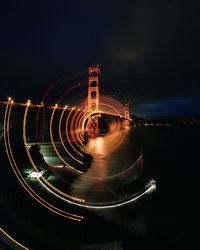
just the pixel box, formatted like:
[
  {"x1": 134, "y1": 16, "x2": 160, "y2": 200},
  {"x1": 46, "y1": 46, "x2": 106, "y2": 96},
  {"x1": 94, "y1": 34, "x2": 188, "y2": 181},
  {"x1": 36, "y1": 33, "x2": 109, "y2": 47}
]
[
  {"x1": 0, "y1": 66, "x2": 156, "y2": 225},
  {"x1": 1, "y1": 66, "x2": 132, "y2": 140}
]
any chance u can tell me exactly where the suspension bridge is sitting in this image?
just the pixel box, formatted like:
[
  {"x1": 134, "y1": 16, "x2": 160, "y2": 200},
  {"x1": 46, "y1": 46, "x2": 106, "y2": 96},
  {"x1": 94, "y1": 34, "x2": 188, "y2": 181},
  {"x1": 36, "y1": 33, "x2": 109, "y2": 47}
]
[{"x1": 0, "y1": 66, "x2": 156, "y2": 224}]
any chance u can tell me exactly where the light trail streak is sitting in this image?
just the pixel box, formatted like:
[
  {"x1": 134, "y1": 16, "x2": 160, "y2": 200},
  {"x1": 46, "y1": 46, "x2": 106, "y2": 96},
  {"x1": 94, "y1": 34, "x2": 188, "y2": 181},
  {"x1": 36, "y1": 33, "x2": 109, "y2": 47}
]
[
  {"x1": 32, "y1": 101, "x2": 141, "y2": 182},
  {"x1": 41, "y1": 78, "x2": 61, "y2": 104},
  {"x1": 69, "y1": 108, "x2": 84, "y2": 152},
  {"x1": 1, "y1": 67, "x2": 156, "y2": 225},
  {"x1": 58, "y1": 105, "x2": 83, "y2": 165},
  {"x1": 57, "y1": 81, "x2": 87, "y2": 104},
  {"x1": 0, "y1": 226, "x2": 29, "y2": 250},
  {"x1": 69, "y1": 154, "x2": 143, "y2": 182},
  {"x1": 3, "y1": 101, "x2": 83, "y2": 221},
  {"x1": 4, "y1": 100, "x2": 135, "y2": 182},
  {"x1": 61, "y1": 116, "x2": 140, "y2": 181},
  {"x1": 37, "y1": 176, "x2": 156, "y2": 209},
  {"x1": 77, "y1": 109, "x2": 92, "y2": 139},
  {"x1": 65, "y1": 108, "x2": 83, "y2": 157},
  {"x1": 49, "y1": 105, "x2": 83, "y2": 175},
  {"x1": 81, "y1": 155, "x2": 143, "y2": 182},
  {"x1": 74, "y1": 109, "x2": 85, "y2": 143},
  {"x1": 59, "y1": 131, "x2": 141, "y2": 182},
  {"x1": 24, "y1": 104, "x2": 84, "y2": 201},
  {"x1": 99, "y1": 102, "x2": 121, "y2": 116},
  {"x1": 99, "y1": 96, "x2": 125, "y2": 115},
  {"x1": 79, "y1": 110, "x2": 122, "y2": 150}
]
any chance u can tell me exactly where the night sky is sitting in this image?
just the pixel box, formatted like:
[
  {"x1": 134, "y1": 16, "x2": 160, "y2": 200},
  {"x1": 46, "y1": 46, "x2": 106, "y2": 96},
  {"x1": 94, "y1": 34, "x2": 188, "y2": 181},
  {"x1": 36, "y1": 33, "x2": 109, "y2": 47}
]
[{"x1": 1, "y1": 0, "x2": 200, "y2": 118}]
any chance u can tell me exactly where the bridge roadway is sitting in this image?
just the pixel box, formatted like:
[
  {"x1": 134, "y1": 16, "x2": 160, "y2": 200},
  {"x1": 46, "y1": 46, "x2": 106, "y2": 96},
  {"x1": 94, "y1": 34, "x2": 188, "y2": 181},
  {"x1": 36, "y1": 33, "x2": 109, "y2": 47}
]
[
  {"x1": 0, "y1": 100, "x2": 132, "y2": 142},
  {"x1": 0, "y1": 100, "x2": 132, "y2": 121}
]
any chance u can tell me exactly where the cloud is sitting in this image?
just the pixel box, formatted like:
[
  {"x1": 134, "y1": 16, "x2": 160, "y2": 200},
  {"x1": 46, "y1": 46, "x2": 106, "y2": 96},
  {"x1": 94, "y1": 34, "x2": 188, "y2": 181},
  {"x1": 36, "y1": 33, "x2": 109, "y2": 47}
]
[{"x1": 134, "y1": 94, "x2": 200, "y2": 118}]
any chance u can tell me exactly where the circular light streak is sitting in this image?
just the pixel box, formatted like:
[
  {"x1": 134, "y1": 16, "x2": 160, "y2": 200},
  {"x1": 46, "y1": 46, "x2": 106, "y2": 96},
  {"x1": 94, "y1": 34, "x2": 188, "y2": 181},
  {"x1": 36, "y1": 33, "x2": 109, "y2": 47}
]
[
  {"x1": 3, "y1": 101, "x2": 83, "y2": 221},
  {"x1": 1, "y1": 69, "x2": 155, "y2": 223}
]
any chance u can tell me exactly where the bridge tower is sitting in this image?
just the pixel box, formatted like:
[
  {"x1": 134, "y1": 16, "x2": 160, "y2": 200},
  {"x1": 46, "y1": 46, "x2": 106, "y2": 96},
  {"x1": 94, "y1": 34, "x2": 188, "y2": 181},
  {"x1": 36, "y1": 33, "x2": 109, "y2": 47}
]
[
  {"x1": 123, "y1": 103, "x2": 130, "y2": 128},
  {"x1": 125, "y1": 102, "x2": 130, "y2": 119},
  {"x1": 88, "y1": 65, "x2": 100, "y2": 111},
  {"x1": 87, "y1": 65, "x2": 100, "y2": 132}
]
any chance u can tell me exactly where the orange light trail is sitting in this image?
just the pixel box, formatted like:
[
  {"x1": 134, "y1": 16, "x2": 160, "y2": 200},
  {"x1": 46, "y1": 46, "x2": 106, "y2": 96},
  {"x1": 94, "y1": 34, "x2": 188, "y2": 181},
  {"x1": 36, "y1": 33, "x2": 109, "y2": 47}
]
[
  {"x1": 65, "y1": 109, "x2": 83, "y2": 157},
  {"x1": 69, "y1": 109, "x2": 85, "y2": 153},
  {"x1": 3, "y1": 101, "x2": 83, "y2": 221},
  {"x1": 36, "y1": 105, "x2": 85, "y2": 197},
  {"x1": 48, "y1": 106, "x2": 83, "y2": 174},
  {"x1": 0, "y1": 226, "x2": 29, "y2": 250},
  {"x1": 57, "y1": 81, "x2": 87, "y2": 104},
  {"x1": 58, "y1": 105, "x2": 83, "y2": 165},
  {"x1": 74, "y1": 109, "x2": 85, "y2": 143}
]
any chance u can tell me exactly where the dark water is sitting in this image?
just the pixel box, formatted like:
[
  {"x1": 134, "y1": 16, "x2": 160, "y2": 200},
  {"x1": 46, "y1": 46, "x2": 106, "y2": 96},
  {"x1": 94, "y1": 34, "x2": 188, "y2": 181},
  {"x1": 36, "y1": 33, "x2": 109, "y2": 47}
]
[
  {"x1": 71, "y1": 128, "x2": 144, "y2": 203},
  {"x1": 0, "y1": 125, "x2": 199, "y2": 249},
  {"x1": 82, "y1": 125, "x2": 200, "y2": 248}
]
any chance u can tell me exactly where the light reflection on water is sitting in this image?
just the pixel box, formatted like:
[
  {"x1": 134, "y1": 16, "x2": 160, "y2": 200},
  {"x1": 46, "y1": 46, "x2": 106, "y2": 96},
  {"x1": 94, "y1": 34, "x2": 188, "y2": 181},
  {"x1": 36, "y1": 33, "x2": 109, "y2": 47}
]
[{"x1": 70, "y1": 128, "x2": 142, "y2": 202}]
